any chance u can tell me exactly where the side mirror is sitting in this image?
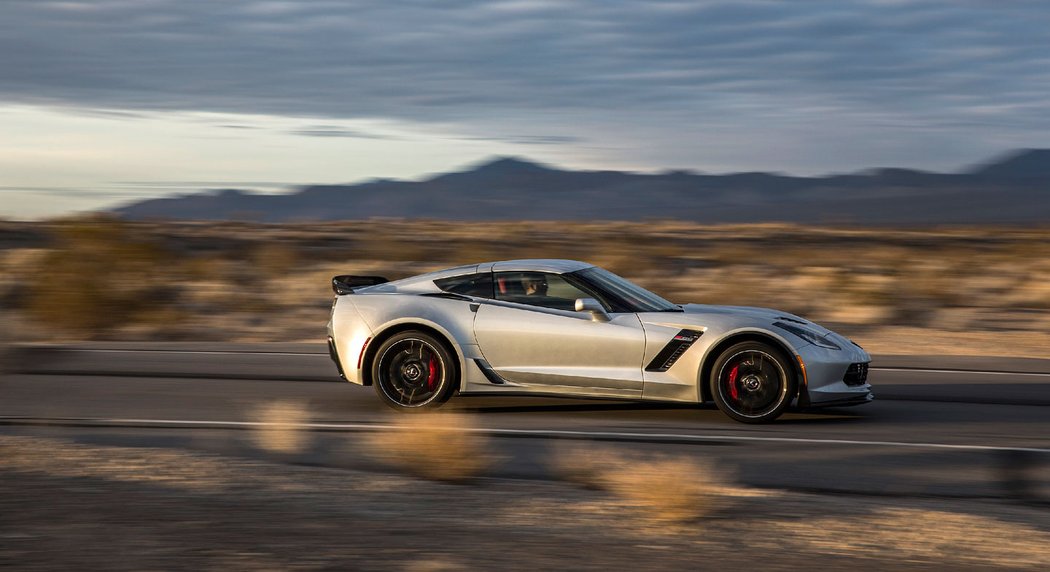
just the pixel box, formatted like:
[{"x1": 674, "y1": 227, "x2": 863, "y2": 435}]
[{"x1": 575, "y1": 298, "x2": 610, "y2": 322}]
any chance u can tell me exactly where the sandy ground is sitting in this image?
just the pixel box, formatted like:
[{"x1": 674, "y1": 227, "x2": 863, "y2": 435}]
[{"x1": 2, "y1": 435, "x2": 1048, "y2": 571}]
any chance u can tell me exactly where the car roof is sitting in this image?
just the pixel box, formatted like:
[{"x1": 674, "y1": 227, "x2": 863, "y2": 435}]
[
  {"x1": 483, "y1": 259, "x2": 594, "y2": 273},
  {"x1": 359, "y1": 259, "x2": 595, "y2": 294}
]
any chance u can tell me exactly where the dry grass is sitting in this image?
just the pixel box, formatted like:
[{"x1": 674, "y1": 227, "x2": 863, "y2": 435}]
[
  {"x1": 402, "y1": 557, "x2": 469, "y2": 572},
  {"x1": 19, "y1": 216, "x2": 180, "y2": 335},
  {"x1": 774, "y1": 507, "x2": 1050, "y2": 569},
  {"x1": 250, "y1": 400, "x2": 312, "y2": 455},
  {"x1": 364, "y1": 413, "x2": 495, "y2": 482},
  {"x1": 3, "y1": 218, "x2": 1050, "y2": 356},
  {"x1": 550, "y1": 444, "x2": 737, "y2": 522},
  {"x1": 4, "y1": 435, "x2": 1049, "y2": 569},
  {"x1": 0, "y1": 310, "x2": 9, "y2": 376}
]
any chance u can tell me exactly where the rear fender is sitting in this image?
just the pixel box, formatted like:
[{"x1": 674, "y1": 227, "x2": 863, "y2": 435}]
[{"x1": 350, "y1": 295, "x2": 481, "y2": 388}]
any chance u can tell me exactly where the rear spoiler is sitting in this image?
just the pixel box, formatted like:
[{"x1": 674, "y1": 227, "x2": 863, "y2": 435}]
[{"x1": 332, "y1": 275, "x2": 389, "y2": 295}]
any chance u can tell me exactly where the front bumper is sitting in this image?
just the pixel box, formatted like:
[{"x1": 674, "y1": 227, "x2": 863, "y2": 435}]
[
  {"x1": 800, "y1": 387, "x2": 874, "y2": 408},
  {"x1": 796, "y1": 341, "x2": 873, "y2": 407}
]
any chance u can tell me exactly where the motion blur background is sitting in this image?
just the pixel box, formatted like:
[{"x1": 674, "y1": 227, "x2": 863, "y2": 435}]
[
  {"x1": 1, "y1": 1, "x2": 1049, "y2": 355},
  {"x1": 2, "y1": 217, "x2": 1050, "y2": 359},
  {"x1": 2, "y1": 3, "x2": 1050, "y2": 570}
]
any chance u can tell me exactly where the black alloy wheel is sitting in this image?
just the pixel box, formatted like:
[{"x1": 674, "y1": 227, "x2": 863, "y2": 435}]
[
  {"x1": 372, "y1": 331, "x2": 457, "y2": 410},
  {"x1": 710, "y1": 341, "x2": 796, "y2": 423}
]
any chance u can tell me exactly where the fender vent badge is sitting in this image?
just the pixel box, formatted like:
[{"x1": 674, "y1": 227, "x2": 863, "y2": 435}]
[{"x1": 645, "y1": 329, "x2": 703, "y2": 372}]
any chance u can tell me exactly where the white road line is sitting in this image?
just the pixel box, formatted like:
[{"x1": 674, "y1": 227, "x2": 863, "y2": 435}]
[
  {"x1": 873, "y1": 367, "x2": 1050, "y2": 378},
  {"x1": 61, "y1": 349, "x2": 326, "y2": 357},
  {"x1": 3, "y1": 416, "x2": 1048, "y2": 454}
]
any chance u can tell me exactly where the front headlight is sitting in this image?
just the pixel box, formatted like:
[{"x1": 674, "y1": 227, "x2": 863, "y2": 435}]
[{"x1": 773, "y1": 322, "x2": 842, "y2": 350}]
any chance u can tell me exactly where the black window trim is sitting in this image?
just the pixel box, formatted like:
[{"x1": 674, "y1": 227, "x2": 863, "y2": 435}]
[
  {"x1": 436, "y1": 269, "x2": 660, "y2": 315},
  {"x1": 433, "y1": 272, "x2": 495, "y2": 299}
]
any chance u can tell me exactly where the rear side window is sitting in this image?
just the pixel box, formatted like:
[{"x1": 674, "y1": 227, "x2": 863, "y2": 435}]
[{"x1": 434, "y1": 273, "x2": 494, "y2": 298}]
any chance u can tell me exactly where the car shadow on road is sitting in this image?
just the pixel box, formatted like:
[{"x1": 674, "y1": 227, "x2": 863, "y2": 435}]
[
  {"x1": 449, "y1": 399, "x2": 701, "y2": 415},
  {"x1": 447, "y1": 398, "x2": 869, "y2": 425},
  {"x1": 777, "y1": 408, "x2": 871, "y2": 424}
]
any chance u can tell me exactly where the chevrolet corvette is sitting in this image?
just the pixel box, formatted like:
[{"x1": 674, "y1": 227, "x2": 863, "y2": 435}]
[{"x1": 327, "y1": 259, "x2": 872, "y2": 423}]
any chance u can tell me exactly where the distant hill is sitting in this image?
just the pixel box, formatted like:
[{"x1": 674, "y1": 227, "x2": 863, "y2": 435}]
[
  {"x1": 113, "y1": 150, "x2": 1050, "y2": 225},
  {"x1": 969, "y1": 149, "x2": 1050, "y2": 180}
]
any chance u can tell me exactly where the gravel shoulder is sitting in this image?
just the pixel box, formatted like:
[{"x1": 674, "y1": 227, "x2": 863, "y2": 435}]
[{"x1": 2, "y1": 435, "x2": 1048, "y2": 571}]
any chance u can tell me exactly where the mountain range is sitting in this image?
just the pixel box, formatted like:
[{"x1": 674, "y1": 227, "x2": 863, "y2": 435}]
[{"x1": 114, "y1": 149, "x2": 1050, "y2": 225}]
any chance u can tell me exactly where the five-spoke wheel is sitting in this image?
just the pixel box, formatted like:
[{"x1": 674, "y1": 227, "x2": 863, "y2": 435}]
[
  {"x1": 372, "y1": 331, "x2": 457, "y2": 410},
  {"x1": 711, "y1": 341, "x2": 796, "y2": 423}
]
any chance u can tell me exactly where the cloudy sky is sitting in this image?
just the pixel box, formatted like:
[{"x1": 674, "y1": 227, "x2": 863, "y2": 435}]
[{"x1": 2, "y1": 0, "x2": 1048, "y2": 218}]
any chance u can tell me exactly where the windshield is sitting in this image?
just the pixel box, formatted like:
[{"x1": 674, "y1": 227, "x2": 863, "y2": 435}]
[{"x1": 570, "y1": 267, "x2": 681, "y2": 313}]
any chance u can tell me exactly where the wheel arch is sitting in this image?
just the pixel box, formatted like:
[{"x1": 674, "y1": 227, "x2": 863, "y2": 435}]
[
  {"x1": 360, "y1": 321, "x2": 463, "y2": 388},
  {"x1": 697, "y1": 330, "x2": 801, "y2": 404}
]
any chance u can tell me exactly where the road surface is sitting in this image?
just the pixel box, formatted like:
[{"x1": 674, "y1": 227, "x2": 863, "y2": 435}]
[{"x1": 3, "y1": 344, "x2": 1049, "y2": 500}]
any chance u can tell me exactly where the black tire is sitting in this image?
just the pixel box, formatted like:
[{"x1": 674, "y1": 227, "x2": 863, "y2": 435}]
[
  {"x1": 371, "y1": 331, "x2": 458, "y2": 411},
  {"x1": 710, "y1": 341, "x2": 796, "y2": 423}
]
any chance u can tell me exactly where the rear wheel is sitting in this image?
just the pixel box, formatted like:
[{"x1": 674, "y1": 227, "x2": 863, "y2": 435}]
[
  {"x1": 372, "y1": 331, "x2": 457, "y2": 411},
  {"x1": 710, "y1": 341, "x2": 796, "y2": 423}
]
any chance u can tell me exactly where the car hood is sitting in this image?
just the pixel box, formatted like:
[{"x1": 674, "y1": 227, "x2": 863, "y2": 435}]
[
  {"x1": 638, "y1": 304, "x2": 835, "y2": 339},
  {"x1": 637, "y1": 304, "x2": 867, "y2": 361},
  {"x1": 679, "y1": 304, "x2": 830, "y2": 333}
]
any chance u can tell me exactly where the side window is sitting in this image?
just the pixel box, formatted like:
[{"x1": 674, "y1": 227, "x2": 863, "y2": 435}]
[
  {"x1": 494, "y1": 272, "x2": 593, "y2": 311},
  {"x1": 434, "y1": 273, "x2": 494, "y2": 298}
]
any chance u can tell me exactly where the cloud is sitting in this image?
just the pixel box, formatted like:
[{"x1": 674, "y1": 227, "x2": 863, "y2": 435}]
[
  {"x1": 461, "y1": 134, "x2": 583, "y2": 145},
  {"x1": 0, "y1": 0, "x2": 1048, "y2": 172},
  {"x1": 0, "y1": 185, "x2": 143, "y2": 199},
  {"x1": 289, "y1": 125, "x2": 396, "y2": 139}
]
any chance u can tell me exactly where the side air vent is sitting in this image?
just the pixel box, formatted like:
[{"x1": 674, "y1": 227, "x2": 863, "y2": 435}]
[
  {"x1": 645, "y1": 330, "x2": 703, "y2": 372},
  {"x1": 474, "y1": 358, "x2": 507, "y2": 385}
]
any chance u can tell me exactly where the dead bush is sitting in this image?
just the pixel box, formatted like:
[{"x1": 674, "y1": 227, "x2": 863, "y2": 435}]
[
  {"x1": 250, "y1": 400, "x2": 312, "y2": 455},
  {"x1": 0, "y1": 310, "x2": 10, "y2": 375},
  {"x1": 252, "y1": 243, "x2": 303, "y2": 275},
  {"x1": 365, "y1": 413, "x2": 494, "y2": 482},
  {"x1": 22, "y1": 217, "x2": 179, "y2": 335},
  {"x1": 550, "y1": 444, "x2": 734, "y2": 522}
]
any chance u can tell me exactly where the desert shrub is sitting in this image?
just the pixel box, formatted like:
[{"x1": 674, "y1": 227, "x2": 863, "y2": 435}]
[
  {"x1": 365, "y1": 413, "x2": 494, "y2": 482},
  {"x1": 0, "y1": 309, "x2": 11, "y2": 374},
  {"x1": 252, "y1": 243, "x2": 303, "y2": 276},
  {"x1": 550, "y1": 444, "x2": 733, "y2": 522},
  {"x1": 22, "y1": 217, "x2": 178, "y2": 335},
  {"x1": 251, "y1": 400, "x2": 312, "y2": 455}
]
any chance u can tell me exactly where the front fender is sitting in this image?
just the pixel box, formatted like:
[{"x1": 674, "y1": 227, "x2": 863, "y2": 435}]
[{"x1": 692, "y1": 327, "x2": 808, "y2": 403}]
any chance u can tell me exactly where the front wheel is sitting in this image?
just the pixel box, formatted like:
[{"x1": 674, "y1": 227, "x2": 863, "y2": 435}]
[
  {"x1": 372, "y1": 331, "x2": 458, "y2": 411},
  {"x1": 710, "y1": 341, "x2": 796, "y2": 423}
]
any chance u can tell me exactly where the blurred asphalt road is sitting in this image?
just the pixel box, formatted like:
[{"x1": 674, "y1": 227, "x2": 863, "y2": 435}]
[
  {"x1": 2, "y1": 343, "x2": 1049, "y2": 501},
  {"x1": 9, "y1": 342, "x2": 1050, "y2": 405}
]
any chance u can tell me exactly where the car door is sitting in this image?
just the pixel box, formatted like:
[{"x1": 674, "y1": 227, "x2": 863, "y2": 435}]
[{"x1": 472, "y1": 271, "x2": 646, "y2": 395}]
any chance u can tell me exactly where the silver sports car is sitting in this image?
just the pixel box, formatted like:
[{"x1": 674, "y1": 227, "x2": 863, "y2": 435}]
[{"x1": 327, "y1": 259, "x2": 872, "y2": 423}]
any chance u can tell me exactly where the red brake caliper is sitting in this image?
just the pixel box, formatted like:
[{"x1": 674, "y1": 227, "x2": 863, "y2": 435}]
[
  {"x1": 727, "y1": 364, "x2": 740, "y2": 400},
  {"x1": 426, "y1": 356, "x2": 438, "y2": 390}
]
